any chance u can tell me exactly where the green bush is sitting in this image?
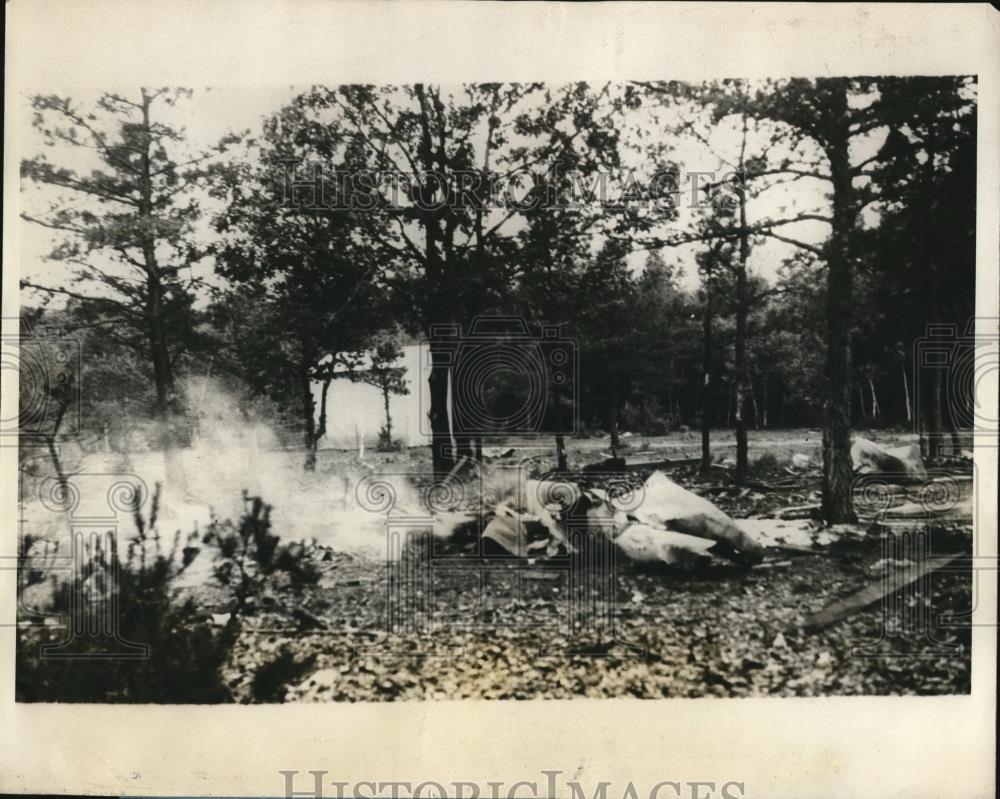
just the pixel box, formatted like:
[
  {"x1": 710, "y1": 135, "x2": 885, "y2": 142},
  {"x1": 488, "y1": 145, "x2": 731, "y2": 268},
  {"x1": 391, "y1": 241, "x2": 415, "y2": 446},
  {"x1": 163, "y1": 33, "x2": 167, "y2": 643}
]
[
  {"x1": 250, "y1": 647, "x2": 316, "y2": 703},
  {"x1": 752, "y1": 452, "x2": 780, "y2": 472},
  {"x1": 16, "y1": 484, "x2": 232, "y2": 702},
  {"x1": 16, "y1": 487, "x2": 322, "y2": 703},
  {"x1": 204, "y1": 492, "x2": 320, "y2": 615}
]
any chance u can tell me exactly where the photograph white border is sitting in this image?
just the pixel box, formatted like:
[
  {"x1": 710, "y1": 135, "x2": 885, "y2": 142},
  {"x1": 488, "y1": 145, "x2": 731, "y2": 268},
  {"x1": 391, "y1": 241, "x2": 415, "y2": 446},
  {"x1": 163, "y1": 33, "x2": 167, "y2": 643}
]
[{"x1": 2, "y1": 3, "x2": 997, "y2": 797}]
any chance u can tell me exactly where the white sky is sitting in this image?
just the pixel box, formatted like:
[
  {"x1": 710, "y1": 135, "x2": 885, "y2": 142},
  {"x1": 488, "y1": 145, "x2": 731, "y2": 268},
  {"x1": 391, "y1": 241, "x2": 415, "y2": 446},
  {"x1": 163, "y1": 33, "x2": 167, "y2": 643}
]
[{"x1": 15, "y1": 84, "x2": 883, "y2": 300}]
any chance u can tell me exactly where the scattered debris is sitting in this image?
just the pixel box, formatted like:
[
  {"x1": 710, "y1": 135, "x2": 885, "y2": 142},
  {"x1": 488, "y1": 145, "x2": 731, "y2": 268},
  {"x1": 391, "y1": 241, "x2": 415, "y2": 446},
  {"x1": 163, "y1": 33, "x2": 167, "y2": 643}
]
[
  {"x1": 523, "y1": 571, "x2": 560, "y2": 581},
  {"x1": 791, "y1": 453, "x2": 813, "y2": 470},
  {"x1": 482, "y1": 515, "x2": 527, "y2": 557},
  {"x1": 614, "y1": 523, "x2": 716, "y2": 566},
  {"x1": 851, "y1": 437, "x2": 927, "y2": 481},
  {"x1": 412, "y1": 444, "x2": 970, "y2": 576},
  {"x1": 292, "y1": 606, "x2": 328, "y2": 631},
  {"x1": 802, "y1": 553, "x2": 961, "y2": 631},
  {"x1": 583, "y1": 457, "x2": 626, "y2": 473},
  {"x1": 424, "y1": 466, "x2": 768, "y2": 566},
  {"x1": 433, "y1": 511, "x2": 478, "y2": 540},
  {"x1": 869, "y1": 558, "x2": 917, "y2": 572},
  {"x1": 482, "y1": 447, "x2": 515, "y2": 459},
  {"x1": 772, "y1": 503, "x2": 821, "y2": 521},
  {"x1": 883, "y1": 492, "x2": 973, "y2": 521},
  {"x1": 739, "y1": 519, "x2": 819, "y2": 550},
  {"x1": 632, "y1": 471, "x2": 764, "y2": 564},
  {"x1": 884, "y1": 501, "x2": 935, "y2": 518},
  {"x1": 623, "y1": 456, "x2": 701, "y2": 473},
  {"x1": 583, "y1": 490, "x2": 630, "y2": 537},
  {"x1": 523, "y1": 480, "x2": 574, "y2": 552}
]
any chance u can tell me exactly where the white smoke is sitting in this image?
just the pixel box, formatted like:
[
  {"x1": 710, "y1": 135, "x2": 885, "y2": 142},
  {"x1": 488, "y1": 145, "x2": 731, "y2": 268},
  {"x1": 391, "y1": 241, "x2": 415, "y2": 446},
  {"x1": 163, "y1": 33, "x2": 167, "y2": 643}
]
[{"x1": 22, "y1": 376, "x2": 425, "y2": 562}]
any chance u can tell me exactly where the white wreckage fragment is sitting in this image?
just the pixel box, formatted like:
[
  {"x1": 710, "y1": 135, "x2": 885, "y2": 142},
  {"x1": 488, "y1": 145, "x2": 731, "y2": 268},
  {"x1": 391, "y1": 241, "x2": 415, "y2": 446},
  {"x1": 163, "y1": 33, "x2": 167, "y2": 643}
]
[
  {"x1": 790, "y1": 453, "x2": 813, "y2": 470},
  {"x1": 615, "y1": 524, "x2": 716, "y2": 566},
  {"x1": 631, "y1": 471, "x2": 764, "y2": 564},
  {"x1": 737, "y1": 518, "x2": 861, "y2": 549},
  {"x1": 851, "y1": 437, "x2": 927, "y2": 481},
  {"x1": 432, "y1": 510, "x2": 478, "y2": 540},
  {"x1": 429, "y1": 468, "x2": 765, "y2": 566},
  {"x1": 482, "y1": 514, "x2": 528, "y2": 557}
]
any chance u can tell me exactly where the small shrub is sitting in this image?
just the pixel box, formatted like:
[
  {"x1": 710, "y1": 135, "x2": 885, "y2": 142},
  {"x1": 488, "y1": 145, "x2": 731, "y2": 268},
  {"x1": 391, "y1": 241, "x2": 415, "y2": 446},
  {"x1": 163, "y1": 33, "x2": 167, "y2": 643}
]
[
  {"x1": 272, "y1": 542, "x2": 321, "y2": 584},
  {"x1": 752, "y1": 452, "x2": 780, "y2": 472},
  {"x1": 16, "y1": 483, "x2": 232, "y2": 703},
  {"x1": 205, "y1": 492, "x2": 320, "y2": 612},
  {"x1": 250, "y1": 647, "x2": 316, "y2": 703},
  {"x1": 17, "y1": 487, "x2": 316, "y2": 703},
  {"x1": 376, "y1": 426, "x2": 404, "y2": 452}
]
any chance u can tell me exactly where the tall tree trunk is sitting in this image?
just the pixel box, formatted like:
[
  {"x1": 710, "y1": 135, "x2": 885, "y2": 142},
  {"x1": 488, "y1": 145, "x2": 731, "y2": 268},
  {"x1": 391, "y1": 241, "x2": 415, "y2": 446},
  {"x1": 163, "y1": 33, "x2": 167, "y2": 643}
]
[
  {"x1": 820, "y1": 91, "x2": 857, "y2": 524},
  {"x1": 428, "y1": 339, "x2": 454, "y2": 474},
  {"x1": 382, "y1": 385, "x2": 393, "y2": 446},
  {"x1": 919, "y1": 408, "x2": 929, "y2": 459},
  {"x1": 139, "y1": 88, "x2": 185, "y2": 493},
  {"x1": 928, "y1": 366, "x2": 943, "y2": 458},
  {"x1": 554, "y1": 435, "x2": 567, "y2": 471},
  {"x1": 44, "y1": 398, "x2": 70, "y2": 499},
  {"x1": 947, "y1": 403, "x2": 963, "y2": 455},
  {"x1": 609, "y1": 378, "x2": 620, "y2": 456},
  {"x1": 700, "y1": 270, "x2": 715, "y2": 473},
  {"x1": 301, "y1": 363, "x2": 318, "y2": 472},
  {"x1": 902, "y1": 359, "x2": 913, "y2": 424},
  {"x1": 553, "y1": 379, "x2": 568, "y2": 471},
  {"x1": 316, "y1": 374, "x2": 332, "y2": 455},
  {"x1": 868, "y1": 376, "x2": 880, "y2": 419},
  {"x1": 415, "y1": 84, "x2": 456, "y2": 475},
  {"x1": 45, "y1": 436, "x2": 68, "y2": 496},
  {"x1": 761, "y1": 381, "x2": 769, "y2": 428},
  {"x1": 149, "y1": 329, "x2": 175, "y2": 419},
  {"x1": 734, "y1": 126, "x2": 750, "y2": 485},
  {"x1": 450, "y1": 339, "x2": 474, "y2": 461}
]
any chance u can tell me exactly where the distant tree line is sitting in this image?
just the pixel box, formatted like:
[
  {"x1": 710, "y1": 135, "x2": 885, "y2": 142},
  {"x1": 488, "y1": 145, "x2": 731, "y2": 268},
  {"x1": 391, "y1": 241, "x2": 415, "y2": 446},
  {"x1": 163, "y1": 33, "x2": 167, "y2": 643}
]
[{"x1": 20, "y1": 77, "x2": 976, "y2": 522}]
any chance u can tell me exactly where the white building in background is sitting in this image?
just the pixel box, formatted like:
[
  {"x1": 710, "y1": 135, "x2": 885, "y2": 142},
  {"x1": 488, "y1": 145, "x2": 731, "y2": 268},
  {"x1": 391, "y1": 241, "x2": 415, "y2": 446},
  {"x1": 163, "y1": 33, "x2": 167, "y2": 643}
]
[{"x1": 311, "y1": 344, "x2": 439, "y2": 449}]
